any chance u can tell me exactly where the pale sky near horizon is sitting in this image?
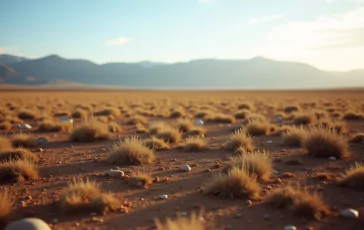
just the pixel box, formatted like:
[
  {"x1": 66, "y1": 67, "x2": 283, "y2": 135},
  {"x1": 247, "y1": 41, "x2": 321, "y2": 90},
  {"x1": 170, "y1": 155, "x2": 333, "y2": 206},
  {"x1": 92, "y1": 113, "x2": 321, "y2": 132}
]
[{"x1": 1, "y1": 0, "x2": 364, "y2": 71}]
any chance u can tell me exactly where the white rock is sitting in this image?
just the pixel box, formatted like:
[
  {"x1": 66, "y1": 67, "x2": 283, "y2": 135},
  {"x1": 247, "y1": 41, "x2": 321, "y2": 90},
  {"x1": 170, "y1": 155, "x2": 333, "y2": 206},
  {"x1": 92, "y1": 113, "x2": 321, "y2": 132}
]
[
  {"x1": 283, "y1": 225, "x2": 297, "y2": 230},
  {"x1": 329, "y1": 156, "x2": 336, "y2": 161},
  {"x1": 194, "y1": 120, "x2": 204, "y2": 126},
  {"x1": 107, "y1": 169, "x2": 125, "y2": 178},
  {"x1": 275, "y1": 116, "x2": 283, "y2": 122},
  {"x1": 272, "y1": 170, "x2": 279, "y2": 174},
  {"x1": 36, "y1": 137, "x2": 48, "y2": 144},
  {"x1": 160, "y1": 194, "x2": 168, "y2": 199},
  {"x1": 59, "y1": 116, "x2": 73, "y2": 124},
  {"x1": 5, "y1": 218, "x2": 51, "y2": 230},
  {"x1": 341, "y1": 209, "x2": 359, "y2": 218},
  {"x1": 21, "y1": 124, "x2": 32, "y2": 130},
  {"x1": 12, "y1": 124, "x2": 21, "y2": 128},
  {"x1": 266, "y1": 140, "x2": 273, "y2": 144},
  {"x1": 181, "y1": 165, "x2": 191, "y2": 172},
  {"x1": 181, "y1": 211, "x2": 188, "y2": 216}
]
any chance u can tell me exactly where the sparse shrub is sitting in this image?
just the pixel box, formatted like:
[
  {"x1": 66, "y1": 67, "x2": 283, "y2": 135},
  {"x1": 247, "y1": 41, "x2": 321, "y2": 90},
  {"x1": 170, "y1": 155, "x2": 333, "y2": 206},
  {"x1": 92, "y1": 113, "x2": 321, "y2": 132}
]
[
  {"x1": 204, "y1": 167, "x2": 260, "y2": 199},
  {"x1": 0, "y1": 138, "x2": 12, "y2": 150},
  {"x1": 223, "y1": 151, "x2": 272, "y2": 181},
  {"x1": 206, "y1": 113, "x2": 235, "y2": 124},
  {"x1": 234, "y1": 109, "x2": 251, "y2": 119},
  {"x1": 127, "y1": 115, "x2": 148, "y2": 125},
  {"x1": 71, "y1": 109, "x2": 88, "y2": 119},
  {"x1": 176, "y1": 118, "x2": 193, "y2": 133},
  {"x1": 59, "y1": 179, "x2": 120, "y2": 214},
  {"x1": 38, "y1": 119, "x2": 73, "y2": 132},
  {"x1": 337, "y1": 163, "x2": 364, "y2": 188},
  {"x1": 0, "y1": 159, "x2": 39, "y2": 182},
  {"x1": 264, "y1": 187, "x2": 330, "y2": 220},
  {"x1": 281, "y1": 126, "x2": 306, "y2": 147},
  {"x1": 149, "y1": 122, "x2": 167, "y2": 135},
  {"x1": 302, "y1": 126, "x2": 349, "y2": 159},
  {"x1": 194, "y1": 110, "x2": 214, "y2": 119},
  {"x1": 107, "y1": 136, "x2": 155, "y2": 165},
  {"x1": 284, "y1": 105, "x2": 300, "y2": 113},
  {"x1": 246, "y1": 113, "x2": 267, "y2": 123},
  {"x1": 292, "y1": 112, "x2": 316, "y2": 125},
  {"x1": 128, "y1": 171, "x2": 152, "y2": 187},
  {"x1": 342, "y1": 111, "x2": 364, "y2": 120},
  {"x1": 156, "y1": 126, "x2": 182, "y2": 143},
  {"x1": 238, "y1": 103, "x2": 254, "y2": 111},
  {"x1": 349, "y1": 133, "x2": 364, "y2": 144},
  {"x1": 0, "y1": 122, "x2": 12, "y2": 131},
  {"x1": 53, "y1": 111, "x2": 70, "y2": 117},
  {"x1": 170, "y1": 109, "x2": 186, "y2": 118},
  {"x1": 155, "y1": 212, "x2": 215, "y2": 230},
  {"x1": 313, "y1": 172, "x2": 335, "y2": 181},
  {"x1": 246, "y1": 119, "x2": 270, "y2": 136},
  {"x1": 0, "y1": 148, "x2": 38, "y2": 162},
  {"x1": 144, "y1": 136, "x2": 170, "y2": 151},
  {"x1": 179, "y1": 136, "x2": 209, "y2": 152},
  {"x1": 95, "y1": 107, "x2": 121, "y2": 117},
  {"x1": 108, "y1": 122, "x2": 122, "y2": 132},
  {"x1": 135, "y1": 123, "x2": 148, "y2": 134},
  {"x1": 18, "y1": 109, "x2": 38, "y2": 119},
  {"x1": 224, "y1": 129, "x2": 253, "y2": 151},
  {"x1": 187, "y1": 126, "x2": 206, "y2": 137},
  {"x1": 11, "y1": 133, "x2": 37, "y2": 148},
  {"x1": 0, "y1": 191, "x2": 13, "y2": 224},
  {"x1": 69, "y1": 118, "x2": 109, "y2": 142}
]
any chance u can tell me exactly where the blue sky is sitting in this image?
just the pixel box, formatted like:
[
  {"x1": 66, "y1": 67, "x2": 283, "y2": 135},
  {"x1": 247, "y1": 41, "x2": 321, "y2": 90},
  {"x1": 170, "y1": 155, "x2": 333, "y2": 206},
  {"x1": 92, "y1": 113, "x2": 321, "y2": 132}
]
[{"x1": 1, "y1": 0, "x2": 364, "y2": 70}]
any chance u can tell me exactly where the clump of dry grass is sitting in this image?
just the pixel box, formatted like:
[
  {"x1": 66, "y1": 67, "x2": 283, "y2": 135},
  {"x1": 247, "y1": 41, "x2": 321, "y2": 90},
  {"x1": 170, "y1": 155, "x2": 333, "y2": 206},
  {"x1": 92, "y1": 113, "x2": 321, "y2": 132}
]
[
  {"x1": 337, "y1": 163, "x2": 364, "y2": 188},
  {"x1": 170, "y1": 109, "x2": 186, "y2": 118},
  {"x1": 95, "y1": 107, "x2": 121, "y2": 117},
  {"x1": 11, "y1": 133, "x2": 37, "y2": 148},
  {"x1": 71, "y1": 109, "x2": 88, "y2": 119},
  {"x1": 0, "y1": 122, "x2": 12, "y2": 131},
  {"x1": 246, "y1": 118, "x2": 270, "y2": 136},
  {"x1": 264, "y1": 187, "x2": 330, "y2": 220},
  {"x1": 53, "y1": 111, "x2": 70, "y2": 117},
  {"x1": 302, "y1": 125, "x2": 349, "y2": 159},
  {"x1": 128, "y1": 171, "x2": 153, "y2": 187},
  {"x1": 0, "y1": 159, "x2": 39, "y2": 182},
  {"x1": 206, "y1": 113, "x2": 235, "y2": 124},
  {"x1": 0, "y1": 148, "x2": 38, "y2": 162},
  {"x1": 224, "y1": 129, "x2": 253, "y2": 151},
  {"x1": 292, "y1": 112, "x2": 316, "y2": 125},
  {"x1": 238, "y1": 102, "x2": 254, "y2": 111},
  {"x1": 0, "y1": 191, "x2": 13, "y2": 224},
  {"x1": 281, "y1": 126, "x2": 306, "y2": 147},
  {"x1": 187, "y1": 126, "x2": 206, "y2": 137},
  {"x1": 127, "y1": 115, "x2": 148, "y2": 125},
  {"x1": 38, "y1": 119, "x2": 73, "y2": 132},
  {"x1": 284, "y1": 105, "x2": 300, "y2": 113},
  {"x1": 223, "y1": 151, "x2": 272, "y2": 181},
  {"x1": 194, "y1": 110, "x2": 214, "y2": 119},
  {"x1": 69, "y1": 118, "x2": 109, "y2": 142},
  {"x1": 155, "y1": 212, "x2": 215, "y2": 230},
  {"x1": 156, "y1": 126, "x2": 182, "y2": 143},
  {"x1": 176, "y1": 118, "x2": 193, "y2": 133},
  {"x1": 204, "y1": 167, "x2": 260, "y2": 199},
  {"x1": 342, "y1": 111, "x2": 364, "y2": 120},
  {"x1": 0, "y1": 138, "x2": 12, "y2": 150},
  {"x1": 135, "y1": 123, "x2": 148, "y2": 134},
  {"x1": 148, "y1": 121, "x2": 167, "y2": 135},
  {"x1": 144, "y1": 136, "x2": 170, "y2": 151},
  {"x1": 108, "y1": 122, "x2": 122, "y2": 132},
  {"x1": 179, "y1": 136, "x2": 209, "y2": 152},
  {"x1": 349, "y1": 133, "x2": 364, "y2": 144},
  {"x1": 107, "y1": 136, "x2": 155, "y2": 165},
  {"x1": 18, "y1": 109, "x2": 38, "y2": 119},
  {"x1": 234, "y1": 109, "x2": 251, "y2": 119},
  {"x1": 59, "y1": 179, "x2": 120, "y2": 214}
]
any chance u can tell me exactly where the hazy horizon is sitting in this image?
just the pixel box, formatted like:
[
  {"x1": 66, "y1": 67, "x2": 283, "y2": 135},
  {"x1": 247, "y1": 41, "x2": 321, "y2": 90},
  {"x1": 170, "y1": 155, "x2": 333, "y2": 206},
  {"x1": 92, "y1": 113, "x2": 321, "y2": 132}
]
[{"x1": 1, "y1": 0, "x2": 364, "y2": 71}]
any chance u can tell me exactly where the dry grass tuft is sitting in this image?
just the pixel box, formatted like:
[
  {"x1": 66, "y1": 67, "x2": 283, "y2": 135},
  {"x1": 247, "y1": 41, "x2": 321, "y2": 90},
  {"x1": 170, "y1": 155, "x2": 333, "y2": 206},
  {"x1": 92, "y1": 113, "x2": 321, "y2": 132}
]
[
  {"x1": 281, "y1": 126, "x2": 306, "y2": 147},
  {"x1": 337, "y1": 163, "x2": 364, "y2": 188},
  {"x1": 108, "y1": 136, "x2": 155, "y2": 165},
  {"x1": 156, "y1": 126, "x2": 182, "y2": 143},
  {"x1": 284, "y1": 105, "x2": 301, "y2": 113},
  {"x1": 234, "y1": 109, "x2": 251, "y2": 119},
  {"x1": 38, "y1": 119, "x2": 73, "y2": 132},
  {"x1": 69, "y1": 118, "x2": 109, "y2": 142},
  {"x1": 292, "y1": 112, "x2": 316, "y2": 125},
  {"x1": 238, "y1": 103, "x2": 254, "y2": 111},
  {"x1": 224, "y1": 129, "x2": 253, "y2": 151},
  {"x1": 108, "y1": 122, "x2": 122, "y2": 132},
  {"x1": 71, "y1": 109, "x2": 88, "y2": 119},
  {"x1": 302, "y1": 125, "x2": 349, "y2": 159},
  {"x1": 179, "y1": 136, "x2": 209, "y2": 152},
  {"x1": 128, "y1": 171, "x2": 153, "y2": 187},
  {"x1": 176, "y1": 118, "x2": 193, "y2": 133},
  {"x1": 206, "y1": 113, "x2": 235, "y2": 124},
  {"x1": 95, "y1": 107, "x2": 121, "y2": 117},
  {"x1": 144, "y1": 136, "x2": 170, "y2": 151},
  {"x1": 0, "y1": 138, "x2": 12, "y2": 150},
  {"x1": 148, "y1": 122, "x2": 167, "y2": 135},
  {"x1": 246, "y1": 118, "x2": 270, "y2": 136},
  {"x1": 170, "y1": 109, "x2": 186, "y2": 118},
  {"x1": 155, "y1": 212, "x2": 216, "y2": 230},
  {"x1": 0, "y1": 191, "x2": 13, "y2": 224},
  {"x1": 0, "y1": 122, "x2": 12, "y2": 131},
  {"x1": 0, "y1": 159, "x2": 39, "y2": 182},
  {"x1": 59, "y1": 179, "x2": 120, "y2": 214},
  {"x1": 18, "y1": 109, "x2": 38, "y2": 119},
  {"x1": 127, "y1": 115, "x2": 148, "y2": 125},
  {"x1": 264, "y1": 187, "x2": 330, "y2": 220},
  {"x1": 223, "y1": 151, "x2": 272, "y2": 181},
  {"x1": 0, "y1": 148, "x2": 38, "y2": 162},
  {"x1": 11, "y1": 133, "x2": 37, "y2": 148},
  {"x1": 342, "y1": 111, "x2": 364, "y2": 120},
  {"x1": 187, "y1": 126, "x2": 206, "y2": 137},
  {"x1": 349, "y1": 133, "x2": 364, "y2": 144},
  {"x1": 204, "y1": 167, "x2": 260, "y2": 199}
]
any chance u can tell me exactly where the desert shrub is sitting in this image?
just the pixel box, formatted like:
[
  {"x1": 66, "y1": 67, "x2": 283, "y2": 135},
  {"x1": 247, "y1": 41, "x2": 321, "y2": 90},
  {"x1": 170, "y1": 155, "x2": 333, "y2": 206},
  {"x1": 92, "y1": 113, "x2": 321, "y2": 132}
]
[
  {"x1": 38, "y1": 119, "x2": 73, "y2": 132},
  {"x1": 59, "y1": 179, "x2": 120, "y2": 214},
  {"x1": 0, "y1": 159, "x2": 39, "y2": 182},
  {"x1": 11, "y1": 133, "x2": 37, "y2": 148},
  {"x1": 0, "y1": 122, "x2": 12, "y2": 131},
  {"x1": 156, "y1": 126, "x2": 182, "y2": 143},
  {"x1": 204, "y1": 167, "x2": 260, "y2": 199},
  {"x1": 206, "y1": 113, "x2": 235, "y2": 124},
  {"x1": 313, "y1": 110, "x2": 329, "y2": 120},
  {"x1": 18, "y1": 109, "x2": 38, "y2": 119},
  {"x1": 94, "y1": 107, "x2": 121, "y2": 117},
  {"x1": 176, "y1": 118, "x2": 193, "y2": 133},
  {"x1": 281, "y1": 126, "x2": 306, "y2": 147},
  {"x1": 127, "y1": 115, "x2": 148, "y2": 125},
  {"x1": 234, "y1": 109, "x2": 251, "y2": 119},
  {"x1": 0, "y1": 191, "x2": 13, "y2": 224},
  {"x1": 135, "y1": 123, "x2": 148, "y2": 134},
  {"x1": 107, "y1": 136, "x2": 155, "y2": 165},
  {"x1": 284, "y1": 105, "x2": 300, "y2": 113},
  {"x1": 144, "y1": 136, "x2": 170, "y2": 151},
  {"x1": 187, "y1": 127, "x2": 206, "y2": 137},
  {"x1": 0, "y1": 148, "x2": 38, "y2": 162},
  {"x1": 53, "y1": 111, "x2": 70, "y2": 117},
  {"x1": 71, "y1": 109, "x2": 88, "y2": 119},
  {"x1": 224, "y1": 129, "x2": 253, "y2": 151},
  {"x1": 170, "y1": 109, "x2": 186, "y2": 118},
  {"x1": 69, "y1": 118, "x2": 109, "y2": 142},
  {"x1": 246, "y1": 118, "x2": 270, "y2": 136},
  {"x1": 155, "y1": 212, "x2": 216, "y2": 230},
  {"x1": 179, "y1": 136, "x2": 209, "y2": 152},
  {"x1": 337, "y1": 163, "x2": 364, "y2": 188},
  {"x1": 108, "y1": 122, "x2": 122, "y2": 132},
  {"x1": 302, "y1": 126, "x2": 348, "y2": 159},
  {"x1": 194, "y1": 110, "x2": 214, "y2": 119},
  {"x1": 0, "y1": 138, "x2": 12, "y2": 150},
  {"x1": 238, "y1": 103, "x2": 254, "y2": 111},
  {"x1": 128, "y1": 171, "x2": 153, "y2": 187},
  {"x1": 292, "y1": 112, "x2": 316, "y2": 125},
  {"x1": 349, "y1": 133, "x2": 364, "y2": 144},
  {"x1": 148, "y1": 122, "x2": 167, "y2": 135},
  {"x1": 264, "y1": 187, "x2": 330, "y2": 220},
  {"x1": 342, "y1": 111, "x2": 364, "y2": 120}
]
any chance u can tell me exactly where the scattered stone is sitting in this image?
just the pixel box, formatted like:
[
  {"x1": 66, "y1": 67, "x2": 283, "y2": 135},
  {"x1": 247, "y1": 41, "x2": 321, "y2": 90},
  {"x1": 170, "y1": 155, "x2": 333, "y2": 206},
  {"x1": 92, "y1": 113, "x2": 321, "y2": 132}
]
[
  {"x1": 341, "y1": 209, "x2": 359, "y2": 219},
  {"x1": 52, "y1": 219, "x2": 58, "y2": 223},
  {"x1": 273, "y1": 170, "x2": 279, "y2": 175},
  {"x1": 36, "y1": 148, "x2": 43, "y2": 152},
  {"x1": 107, "y1": 169, "x2": 125, "y2": 178},
  {"x1": 181, "y1": 212, "x2": 188, "y2": 217},
  {"x1": 36, "y1": 138, "x2": 48, "y2": 145},
  {"x1": 160, "y1": 194, "x2": 168, "y2": 200},
  {"x1": 234, "y1": 213, "x2": 242, "y2": 219},
  {"x1": 275, "y1": 115, "x2": 283, "y2": 123},
  {"x1": 329, "y1": 156, "x2": 336, "y2": 161},
  {"x1": 205, "y1": 168, "x2": 212, "y2": 173},
  {"x1": 59, "y1": 116, "x2": 74, "y2": 124},
  {"x1": 274, "y1": 178, "x2": 282, "y2": 184},
  {"x1": 246, "y1": 200, "x2": 252, "y2": 206},
  {"x1": 283, "y1": 225, "x2": 297, "y2": 230},
  {"x1": 266, "y1": 140, "x2": 273, "y2": 144},
  {"x1": 181, "y1": 165, "x2": 191, "y2": 172},
  {"x1": 5, "y1": 218, "x2": 51, "y2": 230},
  {"x1": 194, "y1": 120, "x2": 204, "y2": 126},
  {"x1": 21, "y1": 124, "x2": 32, "y2": 130}
]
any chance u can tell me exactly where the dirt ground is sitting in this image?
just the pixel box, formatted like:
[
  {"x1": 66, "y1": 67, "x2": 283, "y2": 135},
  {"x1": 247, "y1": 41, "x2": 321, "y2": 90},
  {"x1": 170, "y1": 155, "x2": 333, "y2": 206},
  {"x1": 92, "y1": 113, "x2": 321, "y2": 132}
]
[{"x1": 0, "y1": 89, "x2": 364, "y2": 230}]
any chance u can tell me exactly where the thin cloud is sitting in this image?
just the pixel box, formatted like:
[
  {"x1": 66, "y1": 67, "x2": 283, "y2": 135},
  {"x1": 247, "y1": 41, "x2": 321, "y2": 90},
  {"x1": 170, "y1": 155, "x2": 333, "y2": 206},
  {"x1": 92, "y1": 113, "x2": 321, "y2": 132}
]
[
  {"x1": 249, "y1": 14, "x2": 284, "y2": 24},
  {"x1": 103, "y1": 37, "x2": 131, "y2": 46}
]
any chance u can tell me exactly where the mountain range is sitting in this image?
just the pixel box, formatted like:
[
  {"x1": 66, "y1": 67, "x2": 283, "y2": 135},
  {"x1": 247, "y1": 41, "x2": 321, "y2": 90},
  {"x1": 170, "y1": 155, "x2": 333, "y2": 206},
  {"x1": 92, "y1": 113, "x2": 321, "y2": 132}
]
[{"x1": 0, "y1": 54, "x2": 363, "y2": 89}]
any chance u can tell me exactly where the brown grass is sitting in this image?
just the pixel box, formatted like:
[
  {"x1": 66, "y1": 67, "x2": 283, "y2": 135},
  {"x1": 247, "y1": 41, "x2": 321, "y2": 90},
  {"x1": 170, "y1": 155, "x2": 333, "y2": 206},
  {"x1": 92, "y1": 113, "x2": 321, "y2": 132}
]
[
  {"x1": 107, "y1": 136, "x2": 155, "y2": 165},
  {"x1": 94, "y1": 107, "x2": 121, "y2": 117},
  {"x1": 204, "y1": 167, "x2": 260, "y2": 199},
  {"x1": 284, "y1": 105, "x2": 301, "y2": 113},
  {"x1": 108, "y1": 122, "x2": 122, "y2": 132},
  {"x1": 69, "y1": 118, "x2": 109, "y2": 142},
  {"x1": 281, "y1": 126, "x2": 306, "y2": 147},
  {"x1": 337, "y1": 163, "x2": 364, "y2": 188},
  {"x1": 0, "y1": 148, "x2": 38, "y2": 162},
  {"x1": 59, "y1": 179, "x2": 120, "y2": 214},
  {"x1": 224, "y1": 129, "x2": 253, "y2": 151},
  {"x1": 179, "y1": 136, "x2": 209, "y2": 152},
  {"x1": 187, "y1": 126, "x2": 207, "y2": 137},
  {"x1": 238, "y1": 102, "x2": 255, "y2": 111},
  {"x1": 246, "y1": 118, "x2": 270, "y2": 136},
  {"x1": 18, "y1": 109, "x2": 38, "y2": 119},
  {"x1": 144, "y1": 136, "x2": 170, "y2": 151},
  {"x1": 71, "y1": 109, "x2": 88, "y2": 118},
  {"x1": 264, "y1": 187, "x2": 330, "y2": 220},
  {"x1": 127, "y1": 115, "x2": 148, "y2": 125},
  {"x1": 302, "y1": 125, "x2": 349, "y2": 159},
  {"x1": 342, "y1": 111, "x2": 364, "y2": 120},
  {"x1": 128, "y1": 171, "x2": 153, "y2": 187},
  {"x1": 170, "y1": 109, "x2": 186, "y2": 118},
  {"x1": 176, "y1": 118, "x2": 193, "y2": 133},
  {"x1": 155, "y1": 212, "x2": 216, "y2": 230},
  {"x1": 234, "y1": 109, "x2": 251, "y2": 119},
  {"x1": 11, "y1": 133, "x2": 38, "y2": 148},
  {"x1": 148, "y1": 121, "x2": 167, "y2": 135},
  {"x1": 0, "y1": 159, "x2": 39, "y2": 182},
  {"x1": 0, "y1": 138, "x2": 12, "y2": 150},
  {"x1": 156, "y1": 126, "x2": 182, "y2": 143},
  {"x1": 0, "y1": 191, "x2": 13, "y2": 224},
  {"x1": 0, "y1": 122, "x2": 12, "y2": 131},
  {"x1": 292, "y1": 112, "x2": 316, "y2": 125},
  {"x1": 206, "y1": 113, "x2": 235, "y2": 124},
  {"x1": 349, "y1": 133, "x2": 364, "y2": 144},
  {"x1": 38, "y1": 119, "x2": 73, "y2": 132}
]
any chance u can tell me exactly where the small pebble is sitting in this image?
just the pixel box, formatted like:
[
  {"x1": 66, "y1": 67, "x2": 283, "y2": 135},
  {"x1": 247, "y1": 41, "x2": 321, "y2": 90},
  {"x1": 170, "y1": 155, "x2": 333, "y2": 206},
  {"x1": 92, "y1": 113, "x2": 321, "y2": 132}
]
[
  {"x1": 329, "y1": 156, "x2": 336, "y2": 161},
  {"x1": 181, "y1": 165, "x2": 191, "y2": 172},
  {"x1": 283, "y1": 225, "x2": 297, "y2": 230},
  {"x1": 341, "y1": 209, "x2": 359, "y2": 218},
  {"x1": 160, "y1": 194, "x2": 168, "y2": 200}
]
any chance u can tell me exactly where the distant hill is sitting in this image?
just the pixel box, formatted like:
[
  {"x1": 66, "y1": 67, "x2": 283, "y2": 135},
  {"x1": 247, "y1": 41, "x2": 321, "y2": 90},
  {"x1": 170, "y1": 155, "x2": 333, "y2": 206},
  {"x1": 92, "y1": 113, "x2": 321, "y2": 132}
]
[
  {"x1": 0, "y1": 54, "x2": 363, "y2": 89},
  {"x1": 0, "y1": 54, "x2": 29, "y2": 65}
]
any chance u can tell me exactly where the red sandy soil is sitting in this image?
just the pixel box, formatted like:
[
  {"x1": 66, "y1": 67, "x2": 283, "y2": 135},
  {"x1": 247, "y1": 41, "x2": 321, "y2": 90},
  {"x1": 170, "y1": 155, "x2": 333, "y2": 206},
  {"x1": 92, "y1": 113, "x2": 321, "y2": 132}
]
[{"x1": 0, "y1": 89, "x2": 364, "y2": 230}]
